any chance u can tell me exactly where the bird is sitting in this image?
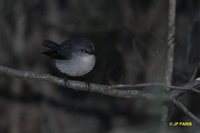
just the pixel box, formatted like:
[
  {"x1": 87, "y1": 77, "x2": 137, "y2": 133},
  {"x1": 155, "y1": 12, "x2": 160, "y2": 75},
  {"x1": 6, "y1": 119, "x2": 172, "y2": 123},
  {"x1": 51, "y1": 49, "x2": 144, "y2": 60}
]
[{"x1": 42, "y1": 37, "x2": 96, "y2": 88}]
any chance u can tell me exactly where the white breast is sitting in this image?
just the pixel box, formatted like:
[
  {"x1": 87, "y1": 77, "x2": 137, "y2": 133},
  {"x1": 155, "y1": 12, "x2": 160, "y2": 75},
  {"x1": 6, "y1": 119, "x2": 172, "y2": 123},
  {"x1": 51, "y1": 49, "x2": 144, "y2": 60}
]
[{"x1": 55, "y1": 54, "x2": 95, "y2": 77}]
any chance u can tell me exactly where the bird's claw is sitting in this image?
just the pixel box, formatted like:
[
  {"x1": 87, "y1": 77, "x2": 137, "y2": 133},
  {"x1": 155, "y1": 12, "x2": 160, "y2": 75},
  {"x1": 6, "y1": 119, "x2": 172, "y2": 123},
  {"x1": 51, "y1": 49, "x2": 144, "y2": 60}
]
[
  {"x1": 64, "y1": 79, "x2": 70, "y2": 88},
  {"x1": 86, "y1": 81, "x2": 91, "y2": 91}
]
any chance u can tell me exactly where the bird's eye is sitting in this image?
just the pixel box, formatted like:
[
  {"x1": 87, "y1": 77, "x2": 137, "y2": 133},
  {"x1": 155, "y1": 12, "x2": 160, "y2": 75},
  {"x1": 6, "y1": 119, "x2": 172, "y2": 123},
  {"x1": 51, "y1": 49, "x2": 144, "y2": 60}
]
[{"x1": 81, "y1": 49, "x2": 87, "y2": 53}]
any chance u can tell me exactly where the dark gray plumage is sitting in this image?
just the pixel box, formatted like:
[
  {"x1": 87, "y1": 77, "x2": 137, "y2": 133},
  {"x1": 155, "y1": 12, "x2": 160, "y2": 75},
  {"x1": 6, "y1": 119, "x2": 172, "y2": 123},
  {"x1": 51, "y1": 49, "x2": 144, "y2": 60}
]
[{"x1": 42, "y1": 38, "x2": 96, "y2": 77}]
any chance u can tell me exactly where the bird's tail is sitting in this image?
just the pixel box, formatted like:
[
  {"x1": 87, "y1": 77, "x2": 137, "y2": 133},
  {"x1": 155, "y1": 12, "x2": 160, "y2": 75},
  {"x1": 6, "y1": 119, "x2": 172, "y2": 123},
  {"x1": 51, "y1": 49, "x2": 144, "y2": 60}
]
[
  {"x1": 42, "y1": 40, "x2": 59, "y2": 49},
  {"x1": 41, "y1": 40, "x2": 66, "y2": 59}
]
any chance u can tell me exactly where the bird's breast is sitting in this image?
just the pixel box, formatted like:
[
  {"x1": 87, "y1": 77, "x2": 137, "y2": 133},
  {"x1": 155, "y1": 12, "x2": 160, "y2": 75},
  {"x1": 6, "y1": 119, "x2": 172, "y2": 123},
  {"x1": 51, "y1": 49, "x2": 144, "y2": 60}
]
[{"x1": 55, "y1": 55, "x2": 95, "y2": 76}]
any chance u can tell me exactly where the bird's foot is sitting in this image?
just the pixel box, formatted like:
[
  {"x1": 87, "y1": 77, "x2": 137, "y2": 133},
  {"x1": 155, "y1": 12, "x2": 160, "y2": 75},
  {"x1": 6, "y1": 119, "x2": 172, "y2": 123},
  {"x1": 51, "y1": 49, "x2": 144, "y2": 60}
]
[
  {"x1": 64, "y1": 78, "x2": 70, "y2": 88},
  {"x1": 86, "y1": 80, "x2": 91, "y2": 91}
]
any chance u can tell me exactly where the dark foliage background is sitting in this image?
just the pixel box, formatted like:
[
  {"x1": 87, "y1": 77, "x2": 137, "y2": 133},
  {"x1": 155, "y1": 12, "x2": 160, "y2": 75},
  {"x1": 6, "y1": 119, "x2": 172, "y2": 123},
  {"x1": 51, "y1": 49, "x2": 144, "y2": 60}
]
[{"x1": 0, "y1": 0, "x2": 200, "y2": 133}]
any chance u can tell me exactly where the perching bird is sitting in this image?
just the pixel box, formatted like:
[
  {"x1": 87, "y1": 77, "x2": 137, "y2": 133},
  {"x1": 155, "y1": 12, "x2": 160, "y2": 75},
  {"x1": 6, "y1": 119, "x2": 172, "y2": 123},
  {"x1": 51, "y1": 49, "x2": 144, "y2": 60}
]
[{"x1": 42, "y1": 37, "x2": 96, "y2": 87}]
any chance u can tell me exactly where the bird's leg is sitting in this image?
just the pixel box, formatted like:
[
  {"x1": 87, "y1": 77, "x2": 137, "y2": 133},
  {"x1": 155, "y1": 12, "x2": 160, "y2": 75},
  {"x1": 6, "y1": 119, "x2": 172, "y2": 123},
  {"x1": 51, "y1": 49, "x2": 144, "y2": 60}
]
[
  {"x1": 85, "y1": 74, "x2": 93, "y2": 91},
  {"x1": 64, "y1": 78, "x2": 70, "y2": 88},
  {"x1": 86, "y1": 80, "x2": 91, "y2": 91}
]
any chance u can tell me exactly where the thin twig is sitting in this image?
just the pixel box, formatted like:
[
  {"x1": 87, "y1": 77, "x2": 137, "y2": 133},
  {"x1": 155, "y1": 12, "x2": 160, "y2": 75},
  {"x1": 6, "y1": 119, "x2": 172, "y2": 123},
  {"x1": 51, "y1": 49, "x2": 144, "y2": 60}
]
[
  {"x1": 112, "y1": 83, "x2": 188, "y2": 90},
  {"x1": 172, "y1": 98, "x2": 200, "y2": 124},
  {"x1": 189, "y1": 63, "x2": 200, "y2": 82}
]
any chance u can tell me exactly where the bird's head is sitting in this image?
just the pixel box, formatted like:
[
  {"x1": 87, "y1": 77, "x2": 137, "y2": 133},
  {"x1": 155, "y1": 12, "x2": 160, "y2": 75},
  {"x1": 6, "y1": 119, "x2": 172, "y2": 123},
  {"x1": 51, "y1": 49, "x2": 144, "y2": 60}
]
[{"x1": 71, "y1": 37, "x2": 95, "y2": 56}]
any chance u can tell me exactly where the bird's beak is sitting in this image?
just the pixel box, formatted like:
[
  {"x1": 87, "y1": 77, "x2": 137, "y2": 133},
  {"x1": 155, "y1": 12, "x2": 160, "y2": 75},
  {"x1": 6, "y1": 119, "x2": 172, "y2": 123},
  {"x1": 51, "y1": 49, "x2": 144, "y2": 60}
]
[
  {"x1": 90, "y1": 51, "x2": 96, "y2": 55},
  {"x1": 85, "y1": 49, "x2": 96, "y2": 55},
  {"x1": 87, "y1": 49, "x2": 96, "y2": 55},
  {"x1": 90, "y1": 50, "x2": 96, "y2": 55}
]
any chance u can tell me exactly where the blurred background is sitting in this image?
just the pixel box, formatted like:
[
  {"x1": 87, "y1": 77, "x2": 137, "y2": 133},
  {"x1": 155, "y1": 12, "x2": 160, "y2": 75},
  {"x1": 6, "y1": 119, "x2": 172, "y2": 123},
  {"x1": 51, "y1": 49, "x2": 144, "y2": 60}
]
[{"x1": 0, "y1": 0, "x2": 200, "y2": 133}]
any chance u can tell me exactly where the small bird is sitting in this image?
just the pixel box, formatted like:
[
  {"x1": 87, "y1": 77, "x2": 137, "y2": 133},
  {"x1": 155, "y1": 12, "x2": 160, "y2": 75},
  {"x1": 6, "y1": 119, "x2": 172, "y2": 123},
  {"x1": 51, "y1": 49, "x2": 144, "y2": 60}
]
[{"x1": 42, "y1": 37, "x2": 96, "y2": 87}]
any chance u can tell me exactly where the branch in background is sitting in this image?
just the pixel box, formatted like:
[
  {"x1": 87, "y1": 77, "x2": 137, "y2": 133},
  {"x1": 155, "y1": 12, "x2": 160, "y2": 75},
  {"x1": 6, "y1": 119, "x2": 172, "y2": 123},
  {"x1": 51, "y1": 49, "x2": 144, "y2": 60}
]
[
  {"x1": 189, "y1": 63, "x2": 200, "y2": 82},
  {"x1": 165, "y1": 0, "x2": 176, "y2": 85},
  {"x1": 172, "y1": 98, "x2": 200, "y2": 124},
  {"x1": 162, "y1": 0, "x2": 177, "y2": 126},
  {"x1": 0, "y1": 65, "x2": 200, "y2": 124}
]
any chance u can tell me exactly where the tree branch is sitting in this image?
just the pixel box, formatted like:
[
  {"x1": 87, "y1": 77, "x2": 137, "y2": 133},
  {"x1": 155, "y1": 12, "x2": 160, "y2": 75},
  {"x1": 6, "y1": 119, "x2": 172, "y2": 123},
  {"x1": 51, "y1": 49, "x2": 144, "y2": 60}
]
[
  {"x1": 172, "y1": 98, "x2": 200, "y2": 124},
  {"x1": 0, "y1": 65, "x2": 166, "y2": 100},
  {"x1": 0, "y1": 65, "x2": 200, "y2": 124},
  {"x1": 165, "y1": 0, "x2": 176, "y2": 85},
  {"x1": 0, "y1": 65, "x2": 200, "y2": 100},
  {"x1": 161, "y1": 0, "x2": 177, "y2": 126}
]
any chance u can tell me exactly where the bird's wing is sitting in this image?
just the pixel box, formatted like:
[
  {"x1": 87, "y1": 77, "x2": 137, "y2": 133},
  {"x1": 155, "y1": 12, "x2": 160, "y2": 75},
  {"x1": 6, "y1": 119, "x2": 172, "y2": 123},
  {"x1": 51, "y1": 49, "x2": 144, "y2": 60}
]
[
  {"x1": 42, "y1": 40, "x2": 59, "y2": 49},
  {"x1": 42, "y1": 40, "x2": 72, "y2": 60}
]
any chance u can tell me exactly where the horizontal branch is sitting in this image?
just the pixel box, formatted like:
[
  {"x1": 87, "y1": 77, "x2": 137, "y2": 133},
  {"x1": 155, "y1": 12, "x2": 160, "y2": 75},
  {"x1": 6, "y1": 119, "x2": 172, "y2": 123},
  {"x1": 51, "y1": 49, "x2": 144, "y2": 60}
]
[
  {"x1": 0, "y1": 65, "x2": 200, "y2": 124},
  {"x1": 0, "y1": 65, "x2": 200, "y2": 99},
  {"x1": 0, "y1": 65, "x2": 166, "y2": 100},
  {"x1": 108, "y1": 82, "x2": 200, "y2": 93}
]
